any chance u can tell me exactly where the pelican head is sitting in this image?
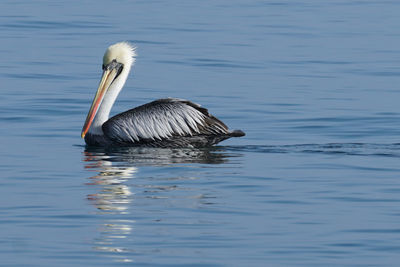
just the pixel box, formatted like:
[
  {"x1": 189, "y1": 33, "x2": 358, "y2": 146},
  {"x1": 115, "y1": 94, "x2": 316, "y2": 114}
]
[
  {"x1": 103, "y1": 42, "x2": 136, "y2": 69},
  {"x1": 81, "y1": 42, "x2": 136, "y2": 138}
]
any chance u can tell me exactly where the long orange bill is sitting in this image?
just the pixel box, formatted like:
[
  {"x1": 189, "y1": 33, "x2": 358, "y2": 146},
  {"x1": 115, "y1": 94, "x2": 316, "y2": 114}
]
[{"x1": 81, "y1": 68, "x2": 118, "y2": 138}]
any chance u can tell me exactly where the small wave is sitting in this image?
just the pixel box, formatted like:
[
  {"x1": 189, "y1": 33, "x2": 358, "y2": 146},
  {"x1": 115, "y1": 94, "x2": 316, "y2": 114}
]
[{"x1": 225, "y1": 143, "x2": 400, "y2": 158}]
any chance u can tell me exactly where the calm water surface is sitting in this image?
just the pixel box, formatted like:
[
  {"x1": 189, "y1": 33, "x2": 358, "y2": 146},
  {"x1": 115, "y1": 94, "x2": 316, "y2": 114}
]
[{"x1": 1, "y1": 1, "x2": 400, "y2": 266}]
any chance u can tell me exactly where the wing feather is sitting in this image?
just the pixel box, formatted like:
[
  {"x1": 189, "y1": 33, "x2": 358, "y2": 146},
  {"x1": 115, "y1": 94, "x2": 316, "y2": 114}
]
[{"x1": 102, "y1": 98, "x2": 229, "y2": 144}]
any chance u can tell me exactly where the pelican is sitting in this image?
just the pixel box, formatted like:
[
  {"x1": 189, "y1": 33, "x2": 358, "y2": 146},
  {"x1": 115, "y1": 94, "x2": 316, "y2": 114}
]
[{"x1": 81, "y1": 42, "x2": 245, "y2": 148}]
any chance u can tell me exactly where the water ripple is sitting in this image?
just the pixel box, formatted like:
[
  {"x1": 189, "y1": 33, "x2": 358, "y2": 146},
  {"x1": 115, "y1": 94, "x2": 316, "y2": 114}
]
[
  {"x1": 225, "y1": 143, "x2": 400, "y2": 158},
  {"x1": 1, "y1": 20, "x2": 111, "y2": 30}
]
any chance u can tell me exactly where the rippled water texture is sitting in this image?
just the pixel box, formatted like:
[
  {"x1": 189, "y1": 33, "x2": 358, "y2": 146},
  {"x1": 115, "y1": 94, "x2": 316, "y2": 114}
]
[{"x1": 1, "y1": 1, "x2": 400, "y2": 266}]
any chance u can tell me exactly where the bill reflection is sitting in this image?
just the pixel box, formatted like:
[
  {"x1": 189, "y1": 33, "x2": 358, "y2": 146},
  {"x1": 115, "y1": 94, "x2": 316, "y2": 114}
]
[{"x1": 84, "y1": 150, "x2": 136, "y2": 262}]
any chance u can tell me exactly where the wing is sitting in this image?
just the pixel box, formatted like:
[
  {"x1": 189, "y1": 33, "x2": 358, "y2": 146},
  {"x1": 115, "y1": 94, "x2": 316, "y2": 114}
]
[{"x1": 102, "y1": 98, "x2": 229, "y2": 144}]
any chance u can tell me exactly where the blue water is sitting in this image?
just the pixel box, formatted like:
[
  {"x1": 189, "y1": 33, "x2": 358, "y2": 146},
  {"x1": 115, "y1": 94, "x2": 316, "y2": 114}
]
[{"x1": 1, "y1": 0, "x2": 400, "y2": 266}]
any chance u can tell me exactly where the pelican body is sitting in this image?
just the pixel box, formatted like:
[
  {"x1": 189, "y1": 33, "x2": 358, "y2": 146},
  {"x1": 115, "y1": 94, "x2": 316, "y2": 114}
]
[{"x1": 81, "y1": 42, "x2": 245, "y2": 148}]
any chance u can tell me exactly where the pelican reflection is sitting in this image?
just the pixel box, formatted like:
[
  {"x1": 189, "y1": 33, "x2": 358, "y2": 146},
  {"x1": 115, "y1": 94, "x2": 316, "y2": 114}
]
[
  {"x1": 83, "y1": 146, "x2": 240, "y2": 263},
  {"x1": 85, "y1": 151, "x2": 136, "y2": 213},
  {"x1": 85, "y1": 146, "x2": 234, "y2": 165}
]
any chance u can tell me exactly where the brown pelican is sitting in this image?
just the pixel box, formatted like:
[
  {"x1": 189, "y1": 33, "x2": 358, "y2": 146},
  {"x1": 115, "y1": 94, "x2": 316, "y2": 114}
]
[{"x1": 81, "y1": 42, "x2": 245, "y2": 148}]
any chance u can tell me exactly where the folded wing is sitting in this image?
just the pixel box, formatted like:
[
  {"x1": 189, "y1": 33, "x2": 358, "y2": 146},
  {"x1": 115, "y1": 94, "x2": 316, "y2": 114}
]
[{"x1": 102, "y1": 98, "x2": 229, "y2": 144}]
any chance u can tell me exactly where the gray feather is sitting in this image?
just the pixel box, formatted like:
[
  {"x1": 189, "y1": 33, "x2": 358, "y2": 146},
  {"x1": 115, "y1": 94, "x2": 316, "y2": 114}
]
[{"x1": 102, "y1": 98, "x2": 231, "y2": 146}]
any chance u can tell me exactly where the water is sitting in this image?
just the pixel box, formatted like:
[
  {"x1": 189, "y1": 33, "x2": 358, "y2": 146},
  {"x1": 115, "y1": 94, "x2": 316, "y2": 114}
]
[{"x1": 1, "y1": 0, "x2": 400, "y2": 266}]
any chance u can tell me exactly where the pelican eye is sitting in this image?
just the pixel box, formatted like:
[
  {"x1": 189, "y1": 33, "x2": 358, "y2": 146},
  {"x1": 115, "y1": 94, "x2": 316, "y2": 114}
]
[
  {"x1": 104, "y1": 59, "x2": 122, "y2": 70},
  {"x1": 102, "y1": 60, "x2": 124, "y2": 79}
]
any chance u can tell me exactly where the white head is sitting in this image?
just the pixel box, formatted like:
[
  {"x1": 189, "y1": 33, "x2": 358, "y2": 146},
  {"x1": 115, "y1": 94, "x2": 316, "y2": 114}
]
[
  {"x1": 103, "y1": 42, "x2": 136, "y2": 70},
  {"x1": 82, "y1": 42, "x2": 136, "y2": 138}
]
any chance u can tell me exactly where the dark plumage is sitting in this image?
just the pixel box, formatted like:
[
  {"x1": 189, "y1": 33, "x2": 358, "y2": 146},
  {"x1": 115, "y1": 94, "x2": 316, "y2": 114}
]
[{"x1": 85, "y1": 98, "x2": 245, "y2": 148}]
